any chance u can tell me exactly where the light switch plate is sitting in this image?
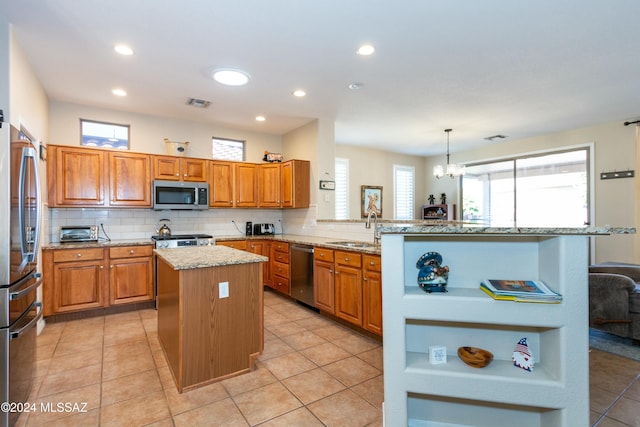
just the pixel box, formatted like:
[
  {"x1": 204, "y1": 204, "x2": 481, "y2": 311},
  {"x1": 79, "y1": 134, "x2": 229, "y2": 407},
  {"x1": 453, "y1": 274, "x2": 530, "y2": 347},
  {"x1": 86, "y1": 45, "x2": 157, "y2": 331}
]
[{"x1": 219, "y1": 281, "x2": 229, "y2": 298}]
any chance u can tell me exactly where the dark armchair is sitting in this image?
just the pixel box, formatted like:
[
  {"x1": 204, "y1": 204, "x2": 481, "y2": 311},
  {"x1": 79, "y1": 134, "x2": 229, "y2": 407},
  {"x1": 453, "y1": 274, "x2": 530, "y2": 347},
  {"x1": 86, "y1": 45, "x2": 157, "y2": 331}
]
[{"x1": 589, "y1": 262, "x2": 640, "y2": 344}]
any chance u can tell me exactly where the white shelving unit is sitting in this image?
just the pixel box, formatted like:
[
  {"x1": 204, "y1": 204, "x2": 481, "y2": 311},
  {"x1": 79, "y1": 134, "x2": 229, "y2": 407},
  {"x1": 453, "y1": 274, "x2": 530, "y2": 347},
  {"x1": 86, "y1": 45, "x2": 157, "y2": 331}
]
[{"x1": 382, "y1": 232, "x2": 589, "y2": 427}]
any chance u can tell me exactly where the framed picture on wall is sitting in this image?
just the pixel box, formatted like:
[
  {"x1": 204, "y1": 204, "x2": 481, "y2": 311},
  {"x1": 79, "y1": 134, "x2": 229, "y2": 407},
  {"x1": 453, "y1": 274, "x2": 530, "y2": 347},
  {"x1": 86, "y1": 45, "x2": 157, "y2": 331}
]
[{"x1": 361, "y1": 185, "x2": 382, "y2": 218}]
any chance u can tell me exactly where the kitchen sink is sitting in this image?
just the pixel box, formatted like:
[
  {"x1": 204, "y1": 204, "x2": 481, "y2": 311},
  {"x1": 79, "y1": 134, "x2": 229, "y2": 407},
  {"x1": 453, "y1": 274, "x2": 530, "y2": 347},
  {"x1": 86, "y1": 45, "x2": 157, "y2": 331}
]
[{"x1": 326, "y1": 241, "x2": 378, "y2": 249}]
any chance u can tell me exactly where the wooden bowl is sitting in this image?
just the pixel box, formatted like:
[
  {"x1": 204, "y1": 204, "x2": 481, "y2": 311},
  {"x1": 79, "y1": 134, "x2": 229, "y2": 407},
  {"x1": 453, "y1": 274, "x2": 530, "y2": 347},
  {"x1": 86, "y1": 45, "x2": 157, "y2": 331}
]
[{"x1": 457, "y1": 346, "x2": 493, "y2": 368}]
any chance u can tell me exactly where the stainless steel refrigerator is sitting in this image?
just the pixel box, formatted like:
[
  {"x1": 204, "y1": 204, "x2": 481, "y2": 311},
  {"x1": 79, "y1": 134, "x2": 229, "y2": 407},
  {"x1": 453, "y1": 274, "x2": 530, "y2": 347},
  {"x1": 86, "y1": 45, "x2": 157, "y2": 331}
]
[{"x1": 0, "y1": 124, "x2": 42, "y2": 427}]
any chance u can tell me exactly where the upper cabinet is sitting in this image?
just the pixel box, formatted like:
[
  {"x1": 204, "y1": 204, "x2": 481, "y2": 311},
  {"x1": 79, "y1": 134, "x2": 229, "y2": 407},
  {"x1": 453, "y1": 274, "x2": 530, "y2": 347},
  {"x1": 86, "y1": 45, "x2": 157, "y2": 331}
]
[
  {"x1": 109, "y1": 152, "x2": 152, "y2": 207},
  {"x1": 47, "y1": 145, "x2": 309, "y2": 210},
  {"x1": 48, "y1": 145, "x2": 152, "y2": 208},
  {"x1": 258, "y1": 160, "x2": 310, "y2": 208},
  {"x1": 153, "y1": 155, "x2": 208, "y2": 182},
  {"x1": 48, "y1": 145, "x2": 106, "y2": 206},
  {"x1": 281, "y1": 160, "x2": 310, "y2": 208},
  {"x1": 209, "y1": 160, "x2": 235, "y2": 207}
]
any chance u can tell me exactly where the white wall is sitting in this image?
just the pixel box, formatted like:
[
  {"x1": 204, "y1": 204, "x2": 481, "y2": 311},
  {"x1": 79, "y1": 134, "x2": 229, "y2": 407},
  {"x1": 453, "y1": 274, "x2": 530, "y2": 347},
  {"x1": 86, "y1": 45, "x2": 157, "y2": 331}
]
[
  {"x1": 335, "y1": 144, "x2": 427, "y2": 220},
  {"x1": 49, "y1": 100, "x2": 283, "y2": 162}
]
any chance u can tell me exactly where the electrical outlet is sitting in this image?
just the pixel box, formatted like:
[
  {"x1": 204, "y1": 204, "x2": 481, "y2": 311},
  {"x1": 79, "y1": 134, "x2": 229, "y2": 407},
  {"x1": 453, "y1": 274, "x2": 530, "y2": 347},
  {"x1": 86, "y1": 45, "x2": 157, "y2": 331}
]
[{"x1": 219, "y1": 281, "x2": 229, "y2": 298}]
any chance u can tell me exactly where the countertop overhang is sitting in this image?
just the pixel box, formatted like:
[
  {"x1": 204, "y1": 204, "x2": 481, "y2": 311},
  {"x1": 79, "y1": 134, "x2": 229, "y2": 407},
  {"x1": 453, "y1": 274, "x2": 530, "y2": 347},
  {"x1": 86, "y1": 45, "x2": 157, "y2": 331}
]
[{"x1": 155, "y1": 245, "x2": 268, "y2": 270}]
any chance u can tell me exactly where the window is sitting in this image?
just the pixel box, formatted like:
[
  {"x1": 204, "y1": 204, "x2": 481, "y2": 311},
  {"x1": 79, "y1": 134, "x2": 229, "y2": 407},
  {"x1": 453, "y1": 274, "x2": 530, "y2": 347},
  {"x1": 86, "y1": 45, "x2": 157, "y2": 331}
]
[
  {"x1": 80, "y1": 119, "x2": 129, "y2": 150},
  {"x1": 212, "y1": 137, "x2": 245, "y2": 161},
  {"x1": 462, "y1": 148, "x2": 589, "y2": 227},
  {"x1": 335, "y1": 158, "x2": 349, "y2": 219},
  {"x1": 394, "y1": 165, "x2": 415, "y2": 220}
]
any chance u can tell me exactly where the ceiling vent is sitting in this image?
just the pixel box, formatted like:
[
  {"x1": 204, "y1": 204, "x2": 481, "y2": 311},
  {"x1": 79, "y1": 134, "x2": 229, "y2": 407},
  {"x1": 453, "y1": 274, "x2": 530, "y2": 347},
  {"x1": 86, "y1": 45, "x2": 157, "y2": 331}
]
[
  {"x1": 484, "y1": 134, "x2": 507, "y2": 141},
  {"x1": 186, "y1": 98, "x2": 211, "y2": 108}
]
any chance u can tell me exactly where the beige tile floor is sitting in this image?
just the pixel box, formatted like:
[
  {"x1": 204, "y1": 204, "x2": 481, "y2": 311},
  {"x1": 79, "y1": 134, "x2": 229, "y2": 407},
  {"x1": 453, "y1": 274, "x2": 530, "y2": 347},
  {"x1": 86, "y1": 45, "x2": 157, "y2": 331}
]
[{"x1": 16, "y1": 289, "x2": 640, "y2": 427}]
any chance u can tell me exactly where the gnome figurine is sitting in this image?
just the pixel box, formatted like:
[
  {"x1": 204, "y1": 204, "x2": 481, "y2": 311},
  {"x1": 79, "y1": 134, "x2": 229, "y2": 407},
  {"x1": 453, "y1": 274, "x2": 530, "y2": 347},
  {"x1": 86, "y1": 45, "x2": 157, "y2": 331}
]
[{"x1": 512, "y1": 337, "x2": 534, "y2": 372}]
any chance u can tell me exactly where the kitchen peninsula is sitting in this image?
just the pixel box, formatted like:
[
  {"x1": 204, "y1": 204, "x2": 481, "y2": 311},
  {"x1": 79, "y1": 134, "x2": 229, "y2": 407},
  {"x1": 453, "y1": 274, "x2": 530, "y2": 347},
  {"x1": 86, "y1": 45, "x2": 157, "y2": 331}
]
[{"x1": 155, "y1": 245, "x2": 267, "y2": 392}]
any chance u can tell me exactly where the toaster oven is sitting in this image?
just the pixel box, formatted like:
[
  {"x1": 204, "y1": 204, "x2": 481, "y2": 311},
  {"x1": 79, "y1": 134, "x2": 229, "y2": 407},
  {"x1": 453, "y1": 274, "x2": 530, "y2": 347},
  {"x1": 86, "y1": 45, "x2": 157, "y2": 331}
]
[{"x1": 60, "y1": 225, "x2": 99, "y2": 243}]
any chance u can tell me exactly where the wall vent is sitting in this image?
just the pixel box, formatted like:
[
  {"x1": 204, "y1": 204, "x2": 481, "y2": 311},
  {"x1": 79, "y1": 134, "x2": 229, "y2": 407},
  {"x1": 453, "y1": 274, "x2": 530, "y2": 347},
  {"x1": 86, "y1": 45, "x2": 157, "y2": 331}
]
[{"x1": 186, "y1": 98, "x2": 211, "y2": 108}]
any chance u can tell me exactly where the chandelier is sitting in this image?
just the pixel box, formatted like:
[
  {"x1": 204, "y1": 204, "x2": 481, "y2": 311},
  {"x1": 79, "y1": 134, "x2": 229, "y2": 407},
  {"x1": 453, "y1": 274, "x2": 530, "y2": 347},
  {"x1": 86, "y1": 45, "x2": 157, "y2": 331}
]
[{"x1": 433, "y1": 128, "x2": 465, "y2": 179}]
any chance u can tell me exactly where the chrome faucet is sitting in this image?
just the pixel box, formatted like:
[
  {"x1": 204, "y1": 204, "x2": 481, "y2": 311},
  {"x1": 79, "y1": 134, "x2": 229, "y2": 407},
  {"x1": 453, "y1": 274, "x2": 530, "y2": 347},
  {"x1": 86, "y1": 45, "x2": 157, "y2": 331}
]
[{"x1": 366, "y1": 209, "x2": 381, "y2": 245}]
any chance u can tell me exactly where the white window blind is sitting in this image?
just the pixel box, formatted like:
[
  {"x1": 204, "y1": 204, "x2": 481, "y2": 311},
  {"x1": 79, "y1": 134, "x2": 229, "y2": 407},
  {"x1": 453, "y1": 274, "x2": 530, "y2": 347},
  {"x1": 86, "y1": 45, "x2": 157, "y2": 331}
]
[
  {"x1": 394, "y1": 165, "x2": 415, "y2": 220},
  {"x1": 335, "y1": 158, "x2": 349, "y2": 219},
  {"x1": 212, "y1": 137, "x2": 245, "y2": 161}
]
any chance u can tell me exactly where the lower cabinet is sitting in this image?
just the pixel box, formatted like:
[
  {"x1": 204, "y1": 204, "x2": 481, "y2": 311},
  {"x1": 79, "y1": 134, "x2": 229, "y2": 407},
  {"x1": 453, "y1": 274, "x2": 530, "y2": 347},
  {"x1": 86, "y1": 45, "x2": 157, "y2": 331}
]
[
  {"x1": 109, "y1": 246, "x2": 154, "y2": 305},
  {"x1": 315, "y1": 248, "x2": 382, "y2": 336},
  {"x1": 269, "y1": 241, "x2": 290, "y2": 295},
  {"x1": 334, "y1": 251, "x2": 363, "y2": 325},
  {"x1": 43, "y1": 245, "x2": 154, "y2": 316},
  {"x1": 247, "y1": 240, "x2": 271, "y2": 286},
  {"x1": 313, "y1": 248, "x2": 335, "y2": 313},
  {"x1": 362, "y1": 254, "x2": 382, "y2": 335}
]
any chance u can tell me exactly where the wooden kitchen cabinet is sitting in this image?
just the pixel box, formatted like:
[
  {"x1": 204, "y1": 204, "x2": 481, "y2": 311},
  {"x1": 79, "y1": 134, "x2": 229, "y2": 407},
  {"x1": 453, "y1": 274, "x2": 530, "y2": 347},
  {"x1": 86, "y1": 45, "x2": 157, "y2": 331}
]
[
  {"x1": 247, "y1": 240, "x2": 271, "y2": 286},
  {"x1": 313, "y1": 248, "x2": 335, "y2": 313},
  {"x1": 216, "y1": 240, "x2": 248, "y2": 250},
  {"x1": 234, "y1": 163, "x2": 258, "y2": 207},
  {"x1": 48, "y1": 145, "x2": 106, "y2": 207},
  {"x1": 281, "y1": 160, "x2": 310, "y2": 208},
  {"x1": 258, "y1": 163, "x2": 281, "y2": 208},
  {"x1": 109, "y1": 152, "x2": 152, "y2": 207},
  {"x1": 362, "y1": 254, "x2": 382, "y2": 335},
  {"x1": 42, "y1": 248, "x2": 107, "y2": 315},
  {"x1": 108, "y1": 245, "x2": 154, "y2": 305},
  {"x1": 48, "y1": 145, "x2": 152, "y2": 208},
  {"x1": 153, "y1": 155, "x2": 208, "y2": 182},
  {"x1": 269, "y1": 241, "x2": 290, "y2": 295},
  {"x1": 42, "y1": 244, "x2": 155, "y2": 316},
  {"x1": 334, "y1": 250, "x2": 363, "y2": 325},
  {"x1": 209, "y1": 160, "x2": 235, "y2": 207}
]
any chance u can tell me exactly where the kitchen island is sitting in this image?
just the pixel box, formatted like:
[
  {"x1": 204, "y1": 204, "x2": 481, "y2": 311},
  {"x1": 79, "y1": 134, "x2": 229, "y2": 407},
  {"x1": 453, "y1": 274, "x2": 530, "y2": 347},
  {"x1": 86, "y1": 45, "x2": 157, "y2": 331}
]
[{"x1": 155, "y1": 245, "x2": 268, "y2": 392}]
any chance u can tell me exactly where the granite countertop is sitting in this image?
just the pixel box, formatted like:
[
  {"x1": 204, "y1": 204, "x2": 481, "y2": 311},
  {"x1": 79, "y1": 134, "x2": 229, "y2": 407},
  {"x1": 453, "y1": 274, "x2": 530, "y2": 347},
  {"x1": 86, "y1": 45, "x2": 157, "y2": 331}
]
[
  {"x1": 216, "y1": 234, "x2": 382, "y2": 254},
  {"x1": 42, "y1": 238, "x2": 154, "y2": 250},
  {"x1": 376, "y1": 225, "x2": 636, "y2": 235},
  {"x1": 155, "y1": 245, "x2": 268, "y2": 270}
]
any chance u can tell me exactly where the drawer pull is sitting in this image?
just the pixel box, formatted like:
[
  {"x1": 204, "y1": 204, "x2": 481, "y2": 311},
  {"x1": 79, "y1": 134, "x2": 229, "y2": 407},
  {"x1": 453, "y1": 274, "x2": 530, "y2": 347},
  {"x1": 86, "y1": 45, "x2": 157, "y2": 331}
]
[
  {"x1": 77, "y1": 253, "x2": 82, "y2": 257},
  {"x1": 344, "y1": 257, "x2": 349, "y2": 262},
  {"x1": 130, "y1": 250, "x2": 135, "y2": 254},
  {"x1": 320, "y1": 253, "x2": 324, "y2": 257}
]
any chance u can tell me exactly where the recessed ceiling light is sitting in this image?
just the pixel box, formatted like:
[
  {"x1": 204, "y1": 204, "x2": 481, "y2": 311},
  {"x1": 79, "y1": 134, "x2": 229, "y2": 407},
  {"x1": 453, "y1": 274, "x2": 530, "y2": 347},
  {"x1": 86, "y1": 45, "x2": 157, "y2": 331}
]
[
  {"x1": 293, "y1": 90, "x2": 306, "y2": 97},
  {"x1": 114, "y1": 44, "x2": 134, "y2": 56},
  {"x1": 212, "y1": 69, "x2": 250, "y2": 86},
  {"x1": 348, "y1": 82, "x2": 364, "y2": 90},
  {"x1": 112, "y1": 88, "x2": 127, "y2": 97},
  {"x1": 255, "y1": 115, "x2": 266, "y2": 122},
  {"x1": 357, "y1": 44, "x2": 375, "y2": 56}
]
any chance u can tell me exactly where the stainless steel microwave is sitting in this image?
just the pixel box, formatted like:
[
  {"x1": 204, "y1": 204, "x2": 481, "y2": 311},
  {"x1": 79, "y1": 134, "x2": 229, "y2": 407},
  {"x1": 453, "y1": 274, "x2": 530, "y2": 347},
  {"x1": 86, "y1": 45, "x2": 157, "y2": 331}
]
[{"x1": 153, "y1": 180, "x2": 209, "y2": 210}]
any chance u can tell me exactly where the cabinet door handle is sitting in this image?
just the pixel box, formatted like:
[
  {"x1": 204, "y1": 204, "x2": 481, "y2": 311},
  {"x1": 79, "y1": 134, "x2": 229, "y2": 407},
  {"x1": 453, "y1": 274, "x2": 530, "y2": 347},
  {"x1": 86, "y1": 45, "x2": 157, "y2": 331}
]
[
  {"x1": 175, "y1": 173, "x2": 180, "y2": 176},
  {"x1": 100, "y1": 266, "x2": 104, "y2": 269},
  {"x1": 329, "y1": 270, "x2": 333, "y2": 273},
  {"x1": 183, "y1": 173, "x2": 188, "y2": 177},
  {"x1": 110, "y1": 265, "x2": 113, "y2": 269},
  {"x1": 363, "y1": 278, "x2": 368, "y2": 281}
]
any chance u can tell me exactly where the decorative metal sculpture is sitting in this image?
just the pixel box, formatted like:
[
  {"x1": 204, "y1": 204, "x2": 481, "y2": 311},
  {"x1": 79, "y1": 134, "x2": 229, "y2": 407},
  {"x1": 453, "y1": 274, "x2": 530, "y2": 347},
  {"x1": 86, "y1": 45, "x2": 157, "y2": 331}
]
[{"x1": 416, "y1": 251, "x2": 449, "y2": 293}]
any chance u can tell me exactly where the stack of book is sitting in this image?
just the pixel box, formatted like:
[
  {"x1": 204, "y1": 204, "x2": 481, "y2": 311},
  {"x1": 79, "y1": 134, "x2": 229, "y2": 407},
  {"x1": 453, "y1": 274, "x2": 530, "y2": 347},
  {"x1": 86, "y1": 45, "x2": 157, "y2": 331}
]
[{"x1": 480, "y1": 279, "x2": 563, "y2": 303}]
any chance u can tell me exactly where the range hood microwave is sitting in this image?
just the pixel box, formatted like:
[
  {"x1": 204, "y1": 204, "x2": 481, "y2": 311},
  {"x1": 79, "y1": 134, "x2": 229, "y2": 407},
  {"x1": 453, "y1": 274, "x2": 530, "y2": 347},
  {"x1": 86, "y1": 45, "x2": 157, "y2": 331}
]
[{"x1": 153, "y1": 180, "x2": 209, "y2": 210}]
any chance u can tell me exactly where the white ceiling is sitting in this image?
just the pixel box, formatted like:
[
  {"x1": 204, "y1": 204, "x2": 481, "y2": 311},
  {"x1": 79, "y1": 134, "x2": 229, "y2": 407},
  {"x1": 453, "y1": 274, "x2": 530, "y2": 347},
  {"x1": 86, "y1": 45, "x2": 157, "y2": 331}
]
[{"x1": 3, "y1": 0, "x2": 640, "y2": 156}]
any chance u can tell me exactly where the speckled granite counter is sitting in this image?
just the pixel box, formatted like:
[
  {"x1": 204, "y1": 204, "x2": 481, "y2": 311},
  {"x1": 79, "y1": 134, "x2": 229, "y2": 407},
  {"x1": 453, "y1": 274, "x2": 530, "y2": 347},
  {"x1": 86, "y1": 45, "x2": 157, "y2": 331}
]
[
  {"x1": 376, "y1": 225, "x2": 636, "y2": 235},
  {"x1": 155, "y1": 245, "x2": 268, "y2": 270},
  {"x1": 42, "y1": 238, "x2": 153, "y2": 250}
]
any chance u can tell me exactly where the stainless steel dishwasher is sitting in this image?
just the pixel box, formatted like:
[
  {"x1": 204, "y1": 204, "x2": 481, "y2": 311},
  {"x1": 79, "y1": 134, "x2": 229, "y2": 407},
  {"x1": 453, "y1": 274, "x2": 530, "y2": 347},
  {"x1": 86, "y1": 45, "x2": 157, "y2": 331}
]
[{"x1": 290, "y1": 243, "x2": 315, "y2": 307}]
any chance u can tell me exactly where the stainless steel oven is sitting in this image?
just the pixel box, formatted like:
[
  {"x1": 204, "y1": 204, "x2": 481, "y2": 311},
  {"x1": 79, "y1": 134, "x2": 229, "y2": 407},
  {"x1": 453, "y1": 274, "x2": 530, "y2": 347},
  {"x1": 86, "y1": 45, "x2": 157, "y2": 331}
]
[{"x1": 1, "y1": 126, "x2": 43, "y2": 427}]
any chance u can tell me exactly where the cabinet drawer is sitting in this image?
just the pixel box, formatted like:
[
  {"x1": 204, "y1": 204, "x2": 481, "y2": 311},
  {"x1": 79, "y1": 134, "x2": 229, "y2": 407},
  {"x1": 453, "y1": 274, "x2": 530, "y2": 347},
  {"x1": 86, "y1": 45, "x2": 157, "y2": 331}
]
[
  {"x1": 272, "y1": 241, "x2": 289, "y2": 252},
  {"x1": 271, "y1": 274, "x2": 290, "y2": 293},
  {"x1": 314, "y1": 247, "x2": 334, "y2": 262},
  {"x1": 363, "y1": 254, "x2": 381, "y2": 272},
  {"x1": 335, "y1": 250, "x2": 362, "y2": 268},
  {"x1": 53, "y1": 248, "x2": 105, "y2": 263},
  {"x1": 218, "y1": 240, "x2": 247, "y2": 250},
  {"x1": 272, "y1": 261, "x2": 290, "y2": 278},
  {"x1": 110, "y1": 245, "x2": 153, "y2": 259},
  {"x1": 272, "y1": 250, "x2": 290, "y2": 264}
]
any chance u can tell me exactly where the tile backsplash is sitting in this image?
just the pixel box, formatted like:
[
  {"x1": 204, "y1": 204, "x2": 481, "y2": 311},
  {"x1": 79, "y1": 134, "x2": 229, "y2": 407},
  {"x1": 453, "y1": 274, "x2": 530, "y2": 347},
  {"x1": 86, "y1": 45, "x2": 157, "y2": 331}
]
[{"x1": 44, "y1": 204, "x2": 378, "y2": 244}]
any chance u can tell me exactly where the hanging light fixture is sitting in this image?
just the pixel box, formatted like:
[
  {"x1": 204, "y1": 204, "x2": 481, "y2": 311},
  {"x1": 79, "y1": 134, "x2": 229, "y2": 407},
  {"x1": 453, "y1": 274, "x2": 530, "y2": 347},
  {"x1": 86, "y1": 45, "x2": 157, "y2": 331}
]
[{"x1": 433, "y1": 128, "x2": 466, "y2": 179}]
